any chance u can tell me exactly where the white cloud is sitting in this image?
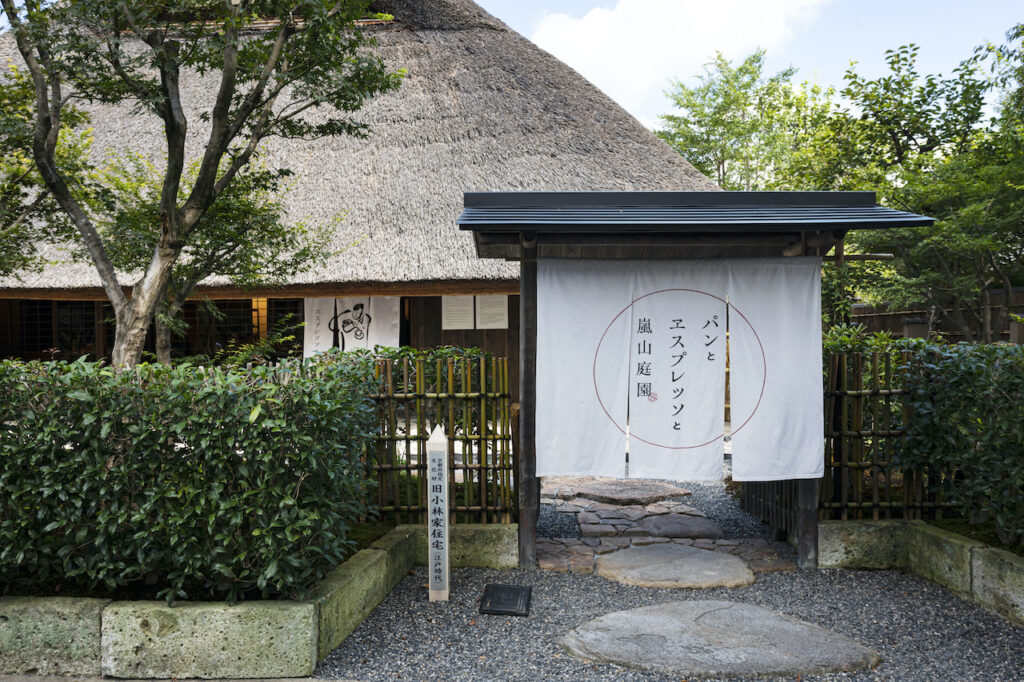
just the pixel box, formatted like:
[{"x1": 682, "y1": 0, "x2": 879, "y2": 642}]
[{"x1": 531, "y1": 0, "x2": 828, "y2": 128}]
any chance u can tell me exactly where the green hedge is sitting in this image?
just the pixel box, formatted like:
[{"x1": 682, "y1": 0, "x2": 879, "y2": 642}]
[
  {"x1": 0, "y1": 351, "x2": 378, "y2": 603},
  {"x1": 900, "y1": 344, "x2": 1024, "y2": 545}
]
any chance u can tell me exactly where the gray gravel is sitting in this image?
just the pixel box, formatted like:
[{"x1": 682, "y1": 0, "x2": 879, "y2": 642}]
[
  {"x1": 537, "y1": 503, "x2": 580, "y2": 538},
  {"x1": 681, "y1": 479, "x2": 774, "y2": 539},
  {"x1": 318, "y1": 478, "x2": 1024, "y2": 681},
  {"x1": 316, "y1": 565, "x2": 1024, "y2": 681}
]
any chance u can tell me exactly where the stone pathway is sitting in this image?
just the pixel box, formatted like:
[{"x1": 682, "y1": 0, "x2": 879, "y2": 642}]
[
  {"x1": 560, "y1": 600, "x2": 882, "y2": 678},
  {"x1": 538, "y1": 476, "x2": 796, "y2": 582},
  {"x1": 538, "y1": 536, "x2": 794, "y2": 576}
]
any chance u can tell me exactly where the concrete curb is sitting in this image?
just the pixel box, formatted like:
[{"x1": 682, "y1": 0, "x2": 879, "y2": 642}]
[
  {"x1": 0, "y1": 523, "x2": 517, "y2": 678},
  {"x1": 819, "y1": 520, "x2": 1024, "y2": 626}
]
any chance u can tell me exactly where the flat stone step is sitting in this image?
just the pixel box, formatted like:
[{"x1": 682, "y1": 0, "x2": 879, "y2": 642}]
[
  {"x1": 595, "y1": 543, "x2": 754, "y2": 589},
  {"x1": 634, "y1": 514, "x2": 725, "y2": 539},
  {"x1": 564, "y1": 479, "x2": 692, "y2": 505},
  {"x1": 560, "y1": 600, "x2": 881, "y2": 678}
]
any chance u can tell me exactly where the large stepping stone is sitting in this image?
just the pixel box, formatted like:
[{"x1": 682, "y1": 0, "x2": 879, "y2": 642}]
[
  {"x1": 570, "y1": 480, "x2": 691, "y2": 505},
  {"x1": 634, "y1": 513, "x2": 725, "y2": 539},
  {"x1": 560, "y1": 600, "x2": 881, "y2": 678},
  {"x1": 595, "y1": 543, "x2": 753, "y2": 588}
]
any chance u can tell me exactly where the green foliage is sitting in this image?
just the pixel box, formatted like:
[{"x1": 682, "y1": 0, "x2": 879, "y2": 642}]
[
  {"x1": 822, "y1": 323, "x2": 932, "y2": 355},
  {"x1": 796, "y1": 35, "x2": 1023, "y2": 339},
  {"x1": 82, "y1": 153, "x2": 333, "y2": 361},
  {"x1": 0, "y1": 63, "x2": 90, "y2": 277},
  {"x1": 371, "y1": 345, "x2": 497, "y2": 395},
  {"x1": 87, "y1": 155, "x2": 334, "y2": 295},
  {"x1": 0, "y1": 351, "x2": 378, "y2": 603},
  {"x1": 37, "y1": 0, "x2": 401, "y2": 141},
  {"x1": 212, "y1": 313, "x2": 304, "y2": 366},
  {"x1": 899, "y1": 344, "x2": 1024, "y2": 545},
  {"x1": 657, "y1": 27, "x2": 1024, "y2": 336},
  {"x1": 657, "y1": 49, "x2": 835, "y2": 191}
]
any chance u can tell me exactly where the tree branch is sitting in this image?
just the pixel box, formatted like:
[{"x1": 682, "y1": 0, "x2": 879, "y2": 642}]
[{"x1": 1, "y1": 0, "x2": 128, "y2": 314}]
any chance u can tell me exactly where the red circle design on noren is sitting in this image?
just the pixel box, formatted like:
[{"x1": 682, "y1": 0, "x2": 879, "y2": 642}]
[{"x1": 591, "y1": 288, "x2": 766, "y2": 450}]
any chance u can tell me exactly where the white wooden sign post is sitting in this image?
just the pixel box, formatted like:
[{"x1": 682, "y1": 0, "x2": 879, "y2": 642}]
[{"x1": 427, "y1": 426, "x2": 449, "y2": 601}]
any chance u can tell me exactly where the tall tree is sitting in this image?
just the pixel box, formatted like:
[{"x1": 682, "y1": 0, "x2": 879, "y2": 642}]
[
  {"x1": 810, "y1": 43, "x2": 1016, "y2": 339},
  {"x1": 1, "y1": 0, "x2": 402, "y2": 366},
  {"x1": 658, "y1": 36, "x2": 1023, "y2": 338},
  {"x1": 88, "y1": 155, "x2": 333, "y2": 363},
  {"x1": 657, "y1": 50, "x2": 833, "y2": 191}
]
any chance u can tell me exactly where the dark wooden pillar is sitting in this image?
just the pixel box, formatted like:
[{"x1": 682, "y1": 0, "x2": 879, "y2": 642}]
[
  {"x1": 796, "y1": 478, "x2": 819, "y2": 568},
  {"x1": 518, "y1": 234, "x2": 538, "y2": 568}
]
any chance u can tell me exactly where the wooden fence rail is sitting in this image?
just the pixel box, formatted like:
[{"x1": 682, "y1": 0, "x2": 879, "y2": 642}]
[{"x1": 369, "y1": 355, "x2": 516, "y2": 525}]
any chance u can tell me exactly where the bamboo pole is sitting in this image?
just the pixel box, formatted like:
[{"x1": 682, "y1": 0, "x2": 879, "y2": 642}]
[
  {"x1": 840, "y1": 353, "x2": 849, "y2": 521},
  {"x1": 416, "y1": 356, "x2": 426, "y2": 524},
  {"x1": 870, "y1": 352, "x2": 880, "y2": 520}
]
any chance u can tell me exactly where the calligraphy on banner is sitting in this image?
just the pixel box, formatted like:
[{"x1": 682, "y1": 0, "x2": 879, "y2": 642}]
[{"x1": 625, "y1": 290, "x2": 727, "y2": 452}]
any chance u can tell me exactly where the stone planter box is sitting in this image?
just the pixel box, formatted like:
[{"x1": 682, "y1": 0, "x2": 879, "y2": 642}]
[
  {"x1": 0, "y1": 523, "x2": 517, "y2": 678},
  {"x1": 819, "y1": 519, "x2": 1024, "y2": 626}
]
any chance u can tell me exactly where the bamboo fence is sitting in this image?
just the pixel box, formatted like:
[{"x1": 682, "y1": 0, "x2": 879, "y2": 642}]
[
  {"x1": 370, "y1": 355, "x2": 515, "y2": 524},
  {"x1": 742, "y1": 351, "x2": 955, "y2": 539},
  {"x1": 822, "y1": 351, "x2": 953, "y2": 520}
]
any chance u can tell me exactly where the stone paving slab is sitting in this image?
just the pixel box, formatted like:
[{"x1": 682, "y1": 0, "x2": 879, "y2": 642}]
[
  {"x1": 542, "y1": 477, "x2": 691, "y2": 504},
  {"x1": 634, "y1": 513, "x2": 725, "y2": 539},
  {"x1": 546, "y1": 497, "x2": 707, "y2": 538},
  {"x1": 560, "y1": 600, "x2": 881, "y2": 678},
  {"x1": 595, "y1": 543, "x2": 755, "y2": 589},
  {"x1": 537, "y1": 537, "x2": 796, "y2": 576}
]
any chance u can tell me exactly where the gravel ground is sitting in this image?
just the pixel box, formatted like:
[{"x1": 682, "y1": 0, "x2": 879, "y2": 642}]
[
  {"x1": 537, "y1": 503, "x2": 580, "y2": 538},
  {"x1": 317, "y1": 478, "x2": 1024, "y2": 681},
  {"x1": 316, "y1": 566, "x2": 1024, "y2": 681}
]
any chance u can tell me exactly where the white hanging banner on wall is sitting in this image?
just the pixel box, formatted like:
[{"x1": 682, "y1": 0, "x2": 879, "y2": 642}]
[
  {"x1": 303, "y1": 297, "x2": 336, "y2": 358},
  {"x1": 303, "y1": 296, "x2": 401, "y2": 357},
  {"x1": 537, "y1": 260, "x2": 631, "y2": 477},
  {"x1": 627, "y1": 263, "x2": 728, "y2": 481},
  {"x1": 475, "y1": 295, "x2": 509, "y2": 329},
  {"x1": 441, "y1": 296, "x2": 475, "y2": 330},
  {"x1": 334, "y1": 296, "x2": 401, "y2": 350},
  {"x1": 727, "y1": 258, "x2": 824, "y2": 481}
]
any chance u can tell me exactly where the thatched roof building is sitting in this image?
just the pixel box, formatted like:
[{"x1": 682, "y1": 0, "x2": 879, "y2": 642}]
[{"x1": 0, "y1": 0, "x2": 714, "y2": 360}]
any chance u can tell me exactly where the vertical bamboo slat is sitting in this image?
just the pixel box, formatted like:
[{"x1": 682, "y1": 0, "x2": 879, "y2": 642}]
[
  {"x1": 870, "y1": 352, "x2": 880, "y2": 520},
  {"x1": 415, "y1": 357, "x2": 426, "y2": 524},
  {"x1": 364, "y1": 353, "x2": 514, "y2": 523},
  {"x1": 840, "y1": 354, "x2": 849, "y2": 521}
]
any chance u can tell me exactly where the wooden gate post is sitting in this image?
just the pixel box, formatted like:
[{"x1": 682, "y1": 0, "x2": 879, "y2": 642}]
[
  {"x1": 518, "y1": 234, "x2": 539, "y2": 568},
  {"x1": 796, "y1": 478, "x2": 819, "y2": 568}
]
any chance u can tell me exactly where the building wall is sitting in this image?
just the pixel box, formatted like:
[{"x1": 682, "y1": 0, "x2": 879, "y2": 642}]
[
  {"x1": 408, "y1": 295, "x2": 521, "y2": 401},
  {"x1": 0, "y1": 296, "x2": 522, "y2": 397}
]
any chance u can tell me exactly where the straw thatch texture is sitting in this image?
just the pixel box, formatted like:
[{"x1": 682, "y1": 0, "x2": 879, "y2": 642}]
[{"x1": 0, "y1": 0, "x2": 715, "y2": 293}]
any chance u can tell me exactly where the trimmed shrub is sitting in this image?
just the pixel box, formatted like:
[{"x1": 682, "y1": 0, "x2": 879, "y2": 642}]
[
  {"x1": 0, "y1": 350, "x2": 377, "y2": 603},
  {"x1": 900, "y1": 344, "x2": 1024, "y2": 545}
]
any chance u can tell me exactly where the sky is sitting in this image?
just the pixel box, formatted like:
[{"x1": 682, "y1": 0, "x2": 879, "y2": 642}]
[{"x1": 475, "y1": 0, "x2": 1023, "y2": 128}]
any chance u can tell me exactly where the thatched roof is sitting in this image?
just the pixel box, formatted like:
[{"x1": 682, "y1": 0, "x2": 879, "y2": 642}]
[{"x1": 0, "y1": 0, "x2": 716, "y2": 296}]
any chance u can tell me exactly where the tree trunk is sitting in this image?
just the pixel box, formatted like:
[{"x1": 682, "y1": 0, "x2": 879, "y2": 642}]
[
  {"x1": 154, "y1": 293, "x2": 190, "y2": 365},
  {"x1": 110, "y1": 307, "x2": 152, "y2": 367},
  {"x1": 109, "y1": 246, "x2": 182, "y2": 367},
  {"x1": 155, "y1": 301, "x2": 173, "y2": 365}
]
